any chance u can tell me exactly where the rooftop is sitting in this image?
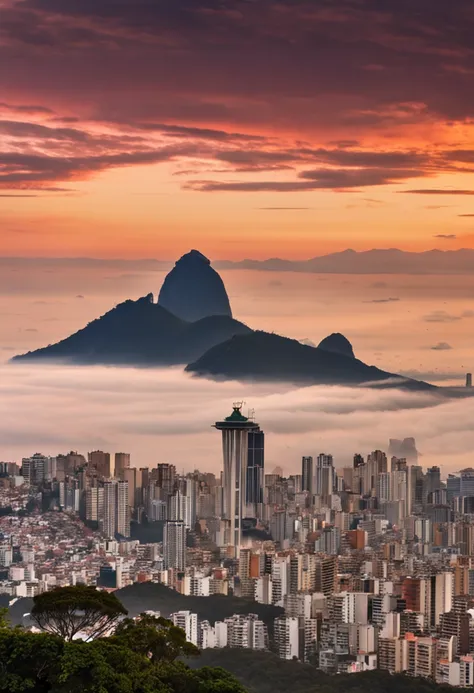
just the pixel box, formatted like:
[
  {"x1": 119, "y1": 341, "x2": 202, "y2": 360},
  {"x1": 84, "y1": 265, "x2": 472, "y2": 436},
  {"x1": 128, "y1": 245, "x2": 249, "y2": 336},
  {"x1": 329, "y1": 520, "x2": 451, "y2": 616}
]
[{"x1": 225, "y1": 406, "x2": 249, "y2": 423}]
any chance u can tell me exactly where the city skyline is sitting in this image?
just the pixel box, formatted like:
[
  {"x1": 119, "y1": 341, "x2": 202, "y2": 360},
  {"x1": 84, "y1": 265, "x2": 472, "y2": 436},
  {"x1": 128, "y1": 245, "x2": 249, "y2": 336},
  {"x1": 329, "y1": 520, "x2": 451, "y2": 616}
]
[{"x1": 5, "y1": 401, "x2": 474, "y2": 684}]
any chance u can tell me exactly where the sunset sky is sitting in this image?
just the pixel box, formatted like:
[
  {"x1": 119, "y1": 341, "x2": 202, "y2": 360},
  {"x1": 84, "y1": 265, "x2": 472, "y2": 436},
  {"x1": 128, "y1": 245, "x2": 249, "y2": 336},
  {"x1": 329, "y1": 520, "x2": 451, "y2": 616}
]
[{"x1": 2, "y1": 0, "x2": 474, "y2": 259}]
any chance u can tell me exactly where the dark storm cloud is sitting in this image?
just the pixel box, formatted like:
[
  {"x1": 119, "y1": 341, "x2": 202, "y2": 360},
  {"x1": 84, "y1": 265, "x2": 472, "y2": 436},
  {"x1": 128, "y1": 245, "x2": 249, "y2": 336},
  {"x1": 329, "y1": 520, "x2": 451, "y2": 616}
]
[
  {"x1": 2, "y1": 0, "x2": 474, "y2": 193},
  {"x1": 3, "y1": 0, "x2": 474, "y2": 132}
]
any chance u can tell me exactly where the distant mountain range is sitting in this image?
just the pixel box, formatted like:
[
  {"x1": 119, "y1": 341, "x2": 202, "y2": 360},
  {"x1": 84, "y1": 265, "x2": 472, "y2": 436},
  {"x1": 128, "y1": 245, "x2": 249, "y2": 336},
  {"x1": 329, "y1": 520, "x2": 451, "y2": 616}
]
[
  {"x1": 216, "y1": 248, "x2": 474, "y2": 274},
  {"x1": 3, "y1": 248, "x2": 474, "y2": 275}
]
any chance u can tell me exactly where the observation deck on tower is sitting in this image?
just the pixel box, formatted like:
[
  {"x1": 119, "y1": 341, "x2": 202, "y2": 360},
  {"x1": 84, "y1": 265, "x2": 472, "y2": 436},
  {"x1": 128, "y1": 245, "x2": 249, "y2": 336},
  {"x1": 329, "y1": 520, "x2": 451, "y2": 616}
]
[{"x1": 214, "y1": 403, "x2": 260, "y2": 430}]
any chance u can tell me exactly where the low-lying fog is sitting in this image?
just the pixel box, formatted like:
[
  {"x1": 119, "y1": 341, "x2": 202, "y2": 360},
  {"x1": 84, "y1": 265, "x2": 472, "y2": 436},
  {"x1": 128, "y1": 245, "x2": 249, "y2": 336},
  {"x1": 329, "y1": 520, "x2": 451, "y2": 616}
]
[{"x1": 1, "y1": 363, "x2": 473, "y2": 474}]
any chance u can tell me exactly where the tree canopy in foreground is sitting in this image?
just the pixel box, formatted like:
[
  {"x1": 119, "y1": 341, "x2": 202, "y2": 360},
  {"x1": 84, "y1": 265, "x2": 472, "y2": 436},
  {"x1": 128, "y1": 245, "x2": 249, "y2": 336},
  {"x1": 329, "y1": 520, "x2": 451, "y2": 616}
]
[
  {"x1": 30, "y1": 585, "x2": 128, "y2": 641},
  {"x1": 0, "y1": 586, "x2": 246, "y2": 693}
]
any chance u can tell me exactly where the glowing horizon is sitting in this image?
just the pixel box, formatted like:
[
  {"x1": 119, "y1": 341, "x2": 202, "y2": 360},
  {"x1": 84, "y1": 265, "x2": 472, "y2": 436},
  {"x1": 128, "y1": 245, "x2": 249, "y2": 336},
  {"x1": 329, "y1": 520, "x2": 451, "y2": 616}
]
[{"x1": 2, "y1": 0, "x2": 474, "y2": 258}]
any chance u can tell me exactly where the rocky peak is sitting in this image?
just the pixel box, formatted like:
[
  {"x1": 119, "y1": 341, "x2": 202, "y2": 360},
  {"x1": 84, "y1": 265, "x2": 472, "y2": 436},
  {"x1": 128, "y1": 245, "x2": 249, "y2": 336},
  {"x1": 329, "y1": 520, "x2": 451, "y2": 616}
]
[
  {"x1": 317, "y1": 333, "x2": 355, "y2": 359},
  {"x1": 158, "y1": 249, "x2": 232, "y2": 322}
]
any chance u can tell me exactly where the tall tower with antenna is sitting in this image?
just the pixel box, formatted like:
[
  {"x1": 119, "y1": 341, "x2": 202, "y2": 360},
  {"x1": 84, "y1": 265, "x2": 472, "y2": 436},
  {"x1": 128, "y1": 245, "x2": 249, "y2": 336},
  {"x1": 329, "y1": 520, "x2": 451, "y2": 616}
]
[{"x1": 214, "y1": 403, "x2": 260, "y2": 557}]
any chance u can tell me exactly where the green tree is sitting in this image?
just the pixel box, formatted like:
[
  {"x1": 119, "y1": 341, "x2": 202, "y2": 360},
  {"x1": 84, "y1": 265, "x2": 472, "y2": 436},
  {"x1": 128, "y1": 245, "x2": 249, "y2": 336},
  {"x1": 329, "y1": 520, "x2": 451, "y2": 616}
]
[
  {"x1": 52, "y1": 639, "x2": 160, "y2": 693},
  {"x1": 0, "y1": 587, "x2": 247, "y2": 693},
  {"x1": 0, "y1": 629, "x2": 64, "y2": 692},
  {"x1": 0, "y1": 628, "x2": 247, "y2": 693},
  {"x1": 112, "y1": 613, "x2": 200, "y2": 662},
  {"x1": 0, "y1": 607, "x2": 9, "y2": 629},
  {"x1": 30, "y1": 585, "x2": 128, "y2": 641},
  {"x1": 156, "y1": 660, "x2": 248, "y2": 693}
]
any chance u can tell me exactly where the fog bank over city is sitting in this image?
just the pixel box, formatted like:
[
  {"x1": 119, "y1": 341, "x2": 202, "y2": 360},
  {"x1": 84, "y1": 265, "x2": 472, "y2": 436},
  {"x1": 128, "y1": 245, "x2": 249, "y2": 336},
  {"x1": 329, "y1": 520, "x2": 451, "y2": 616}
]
[{"x1": 1, "y1": 363, "x2": 473, "y2": 474}]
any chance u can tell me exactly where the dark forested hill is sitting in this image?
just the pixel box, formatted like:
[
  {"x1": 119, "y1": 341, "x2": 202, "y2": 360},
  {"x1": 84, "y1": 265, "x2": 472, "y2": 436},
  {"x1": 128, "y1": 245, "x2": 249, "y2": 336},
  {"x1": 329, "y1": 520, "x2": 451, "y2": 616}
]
[
  {"x1": 116, "y1": 582, "x2": 283, "y2": 627},
  {"x1": 186, "y1": 650, "x2": 455, "y2": 693},
  {"x1": 13, "y1": 294, "x2": 251, "y2": 366},
  {"x1": 5, "y1": 582, "x2": 283, "y2": 630},
  {"x1": 186, "y1": 330, "x2": 434, "y2": 390}
]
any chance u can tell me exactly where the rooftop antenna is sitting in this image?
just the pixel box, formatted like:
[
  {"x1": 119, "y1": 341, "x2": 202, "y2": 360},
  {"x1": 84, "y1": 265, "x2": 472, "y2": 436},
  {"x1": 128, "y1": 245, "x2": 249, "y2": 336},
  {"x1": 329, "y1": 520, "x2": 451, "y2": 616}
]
[{"x1": 248, "y1": 408, "x2": 256, "y2": 421}]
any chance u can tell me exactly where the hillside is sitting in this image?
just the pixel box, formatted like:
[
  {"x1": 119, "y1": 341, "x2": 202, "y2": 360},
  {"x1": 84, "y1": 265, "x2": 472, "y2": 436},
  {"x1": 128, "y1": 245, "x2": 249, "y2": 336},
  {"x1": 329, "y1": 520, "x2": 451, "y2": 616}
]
[
  {"x1": 3, "y1": 582, "x2": 283, "y2": 630},
  {"x1": 186, "y1": 331, "x2": 434, "y2": 390},
  {"x1": 12, "y1": 294, "x2": 251, "y2": 366},
  {"x1": 186, "y1": 650, "x2": 454, "y2": 693},
  {"x1": 115, "y1": 582, "x2": 283, "y2": 628}
]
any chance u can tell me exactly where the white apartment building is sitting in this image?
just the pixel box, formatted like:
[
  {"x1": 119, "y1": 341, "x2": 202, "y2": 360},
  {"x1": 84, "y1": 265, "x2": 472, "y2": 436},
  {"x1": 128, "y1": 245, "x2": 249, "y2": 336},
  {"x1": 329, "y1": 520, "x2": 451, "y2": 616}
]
[
  {"x1": 171, "y1": 610, "x2": 198, "y2": 646},
  {"x1": 274, "y1": 616, "x2": 299, "y2": 660}
]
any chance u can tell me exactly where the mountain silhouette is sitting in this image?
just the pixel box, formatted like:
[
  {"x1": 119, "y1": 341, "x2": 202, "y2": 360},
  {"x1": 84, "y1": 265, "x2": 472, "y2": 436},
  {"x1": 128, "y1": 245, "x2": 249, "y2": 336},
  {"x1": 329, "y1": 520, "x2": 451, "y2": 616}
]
[
  {"x1": 186, "y1": 331, "x2": 433, "y2": 390},
  {"x1": 12, "y1": 294, "x2": 250, "y2": 366},
  {"x1": 318, "y1": 333, "x2": 355, "y2": 359},
  {"x1": 158, "y1": 249, "x2": 232, "y2": 321},
  {"x1": 10, "y1": 249, "x2": 441, "y2": 391},
  {"x1": 216, "y1": 248, "x2": 474, "y2": 274}
]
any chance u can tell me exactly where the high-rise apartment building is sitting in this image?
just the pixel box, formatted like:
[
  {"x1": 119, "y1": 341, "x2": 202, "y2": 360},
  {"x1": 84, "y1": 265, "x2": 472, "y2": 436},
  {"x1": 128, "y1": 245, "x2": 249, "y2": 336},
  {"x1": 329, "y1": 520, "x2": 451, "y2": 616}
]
[
  {"x1": 100, "y1": 479, "x2": 130, "y2": 538},
  {"x1": 88, "y1": 450, "x2": 111, "y2": 478},
  {"x1": 314, "y1": 454, "x2": 335, "y2": 500},
  {"x1": 425, "y1": 466, "x2": 441, "y2": 504},
  {"x1": 171, "y1": 610, "x2": 198, "y2": 646},
  {"x1": 155, "y1": 463, "x2": 176, "y2": 493},
  {"x1": 163, "y1": 520, "x2": 186, "y2": 570},
  {"x1": 86, "y1": 485, "x2": 104, "y2": 524},
  {"x1": 274, "y1": 616, "x2": 299, "y2": 660},
  {"x1": 214, "y1": 404, "x2": 260, "y2": 557},
  {"x1": 114, "y1": 452, "x2": 130, "y2": 478},
  {"x1": 56, "y1": 451, "x2": 86, "y2": 480},
  {"x1": 116, "y1": 480, "x2": 130, "y2": 536},
  {"x1": 246, "y1": 429, "x2": 264, "y2": 510},
  {"x1": 431, "y1": 572, "x2": 453, "y2": 627},
  {"x1": 102, "y1": 480, "x2": 117, "y2": 538},
  {"x1": 21, "y1": 453, "x2": 51, "y2": 485},
  {"x1": 301, "y1": 456, "x2": 313, "y2": 494},
  {"x1": 122, "y1": 467, "x2": 142, "y2": 510},
  {"x1": 224, "y1": 614, "x2": 268, "y2": 649},
  {"x1": 169, "y1": 489, "x2": 192, "y2": 529}
]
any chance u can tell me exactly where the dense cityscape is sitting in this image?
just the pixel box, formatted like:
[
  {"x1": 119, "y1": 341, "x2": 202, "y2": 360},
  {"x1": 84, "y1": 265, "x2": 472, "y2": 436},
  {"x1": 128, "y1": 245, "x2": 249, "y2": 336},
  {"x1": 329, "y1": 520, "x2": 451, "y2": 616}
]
[{"x1": 1, "y1": 402, "x2": 474, "y2": 686}]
